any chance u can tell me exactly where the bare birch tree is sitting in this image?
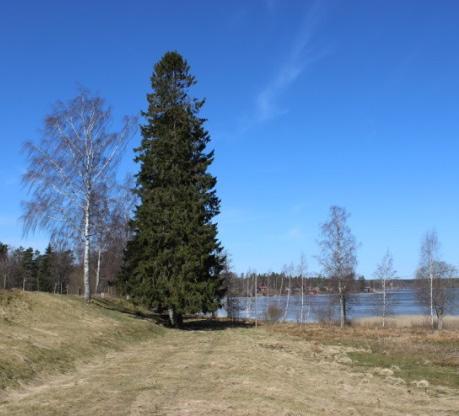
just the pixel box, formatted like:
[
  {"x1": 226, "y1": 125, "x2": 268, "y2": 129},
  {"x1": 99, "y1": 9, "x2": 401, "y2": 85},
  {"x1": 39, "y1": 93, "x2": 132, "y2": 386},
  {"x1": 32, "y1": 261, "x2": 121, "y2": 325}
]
[
  {"x1": 416, "y1": 231, "x2": 456, "y2": 330},
  {"x1": 417, "y1": 231, "x2": 438, "y2": 329},
  {"x1": 282, "y1": 263, "x2": 294, "y2": 321},
  {"x1": 297, "y1": 254, "x2": 308, "y2": 324},
  {"x1": 93, "y1": 176, "x2": 136, "y2": 294},
  {"x1": 318, "y1": 206, "x2": 357, "y2": 328},
  {"x1": 374, "y1": 250, "x2": 397, "y2": 328},
  {"x1": 22, "y1": 89, "x2": 135, "y2": 302}
]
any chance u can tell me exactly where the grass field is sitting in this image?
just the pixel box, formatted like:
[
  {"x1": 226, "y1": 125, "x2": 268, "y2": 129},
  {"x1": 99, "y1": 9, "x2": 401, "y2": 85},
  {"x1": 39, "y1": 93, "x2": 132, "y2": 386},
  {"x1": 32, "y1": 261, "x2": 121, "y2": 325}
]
[
  {"x1": 0, "y1": 291, "x2": 458, "y2": 415},
  {"x1": 271, "y1": 319, "x2": 459, "y2": 390}
]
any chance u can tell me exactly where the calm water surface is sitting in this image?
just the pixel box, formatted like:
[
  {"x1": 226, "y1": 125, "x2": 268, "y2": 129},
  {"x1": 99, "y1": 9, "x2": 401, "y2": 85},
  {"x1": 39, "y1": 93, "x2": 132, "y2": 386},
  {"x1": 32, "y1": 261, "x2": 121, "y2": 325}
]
[{"x1": 220, "y1": 289, "x2": 459, "y2": 322}]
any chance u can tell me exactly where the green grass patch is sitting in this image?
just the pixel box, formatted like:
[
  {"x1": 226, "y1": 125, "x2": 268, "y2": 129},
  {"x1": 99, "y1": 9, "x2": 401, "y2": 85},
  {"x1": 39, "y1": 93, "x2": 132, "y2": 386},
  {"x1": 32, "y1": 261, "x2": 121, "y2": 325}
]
[
  {"x1": 348, "y1": 350, "x2": 459, "y2": 389},
  {"x1": 271, "y1": 323, "x2": 459, "y2": 390}
]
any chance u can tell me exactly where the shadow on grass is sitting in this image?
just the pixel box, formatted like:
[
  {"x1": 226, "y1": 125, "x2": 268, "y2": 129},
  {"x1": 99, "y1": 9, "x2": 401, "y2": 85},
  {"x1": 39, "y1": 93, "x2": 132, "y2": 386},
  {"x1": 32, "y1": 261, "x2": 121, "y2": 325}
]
[
  {"x1": 180, "y1": 319, "x2": 255, "y2": 331},
  {"x1": 92, "y1": 297, "x2": 255, "y2": 330},
  {"x1": 91, "y1": 297, "x2": 156, "y2": 321}
]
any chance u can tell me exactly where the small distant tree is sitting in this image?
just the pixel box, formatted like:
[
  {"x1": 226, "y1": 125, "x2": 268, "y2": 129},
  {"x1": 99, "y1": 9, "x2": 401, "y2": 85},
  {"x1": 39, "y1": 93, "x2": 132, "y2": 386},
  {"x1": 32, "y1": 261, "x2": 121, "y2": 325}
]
[
  {"x1": 358, "y1": 275, "x2": 366, "y2": 292},
  {"x1": 374, "y1": 250, "x2": 397, "y2": 328},
  {"x1": 20, "y1": 247, "x2": 36, "y2": 291},
  {"x1": 282, "y1": 263, "x2": 294, "y2": 321},
  {"x1": 6, "y1": 247, "x2": 21, "y2": 289},
  {"x1": 297, "y1": 254, "x2": 308, "y2": 324},
  {"x1": 318, "y1": 206, "x2": 357, "y2": 328},
  {"x1": 36, "y1": 244, "x2": 55, "y2": 292},
  {"x1": 265, "y1": 303, "x2": 284, "y2": 324},
  {"x1": 22, "y1": 89, "x2": 135, "y2": 302},
  {"x1": 53, "y1": 247, "x2": 74, "y2": 294},
  {"x1": 416, "y1": 231, "x2": 455, "y2": 330}
]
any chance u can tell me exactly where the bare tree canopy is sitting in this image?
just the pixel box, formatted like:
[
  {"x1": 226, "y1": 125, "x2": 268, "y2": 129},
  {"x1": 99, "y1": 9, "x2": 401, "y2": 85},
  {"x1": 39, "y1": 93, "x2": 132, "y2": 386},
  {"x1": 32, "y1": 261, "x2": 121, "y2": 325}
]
[
  {"x1": 416, "y1": 231, "x2": 456, "y2": 330},
  {"x1": 94, "y1": 174, "x2": 137, "y2": 294},
  {"x1": 22, "y1": 89, "x2": 136, "y2": 301},
  {"x1": 318, "y1": 206, "x2": 357, "y2": 327},
  {"x1": 374, "y1": 250, "x2": 397, "y2": 327}
]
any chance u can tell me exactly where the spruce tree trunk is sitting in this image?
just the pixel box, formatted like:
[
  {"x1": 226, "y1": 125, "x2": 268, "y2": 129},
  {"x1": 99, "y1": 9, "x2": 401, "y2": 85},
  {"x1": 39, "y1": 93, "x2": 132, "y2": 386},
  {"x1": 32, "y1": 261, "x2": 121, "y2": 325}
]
[{"x1": 83, "y1": 198, "x2": 91, "y2": 302}]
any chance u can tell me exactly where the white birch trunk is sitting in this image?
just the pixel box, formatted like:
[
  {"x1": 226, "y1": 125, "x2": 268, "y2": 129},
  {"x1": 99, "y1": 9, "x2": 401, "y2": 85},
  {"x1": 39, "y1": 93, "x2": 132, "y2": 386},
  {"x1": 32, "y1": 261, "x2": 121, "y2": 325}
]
[
  {"x1": 254, "y1": 273, "x2": 258, "y2": 328},
  {"x1": 83, "y1": 197, "x2": 91, "y2": 302},
  {"x1": 300, "y1": 276, "x2": 304, "y2": 325},
  {"x1": 429, "y1": 259, "x2": 434, "y2": 330},
  {"x1": 382, "y1": 277, "x2": 386, "y2": 328},
  {"x1": 95, "y1": 249, "x2": 101, "y2": 294},
  {"x1": 283, "y1": 277, "x2": 291, "y2": 321},
  {"x1": 339, "y1": 280, "x2": 345, "y2": 328},
  {"x1": 245, "y1": 277, "x2": 250, "y2": 314},
  {"x1": 168, "y1": 308, "x2": 175, "y2": 326}
]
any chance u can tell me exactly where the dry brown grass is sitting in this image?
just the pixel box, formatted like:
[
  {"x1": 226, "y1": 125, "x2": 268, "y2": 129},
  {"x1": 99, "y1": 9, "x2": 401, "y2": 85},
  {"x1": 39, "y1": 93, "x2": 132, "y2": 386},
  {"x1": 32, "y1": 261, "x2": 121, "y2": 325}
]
[
  {"x1": 2, "y1": 322, "x2": 459, "y2": 415},
  {"x1": 1, "y1": 293, "x2": 458, "y2": 415},
  {"x1": 354, "y1": 315, "x2": 459, "y2": 330},
  {"x1": 270, "y1": 319, "x2": 459, "y2": 389}
]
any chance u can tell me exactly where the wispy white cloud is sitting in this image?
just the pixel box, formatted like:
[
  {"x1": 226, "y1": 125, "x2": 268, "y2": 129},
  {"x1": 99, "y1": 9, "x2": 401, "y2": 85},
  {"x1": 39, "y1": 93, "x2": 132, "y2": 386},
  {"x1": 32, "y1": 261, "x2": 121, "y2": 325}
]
[{"x1": 255, "y1": 1, "x2": 330, "y2": 122}]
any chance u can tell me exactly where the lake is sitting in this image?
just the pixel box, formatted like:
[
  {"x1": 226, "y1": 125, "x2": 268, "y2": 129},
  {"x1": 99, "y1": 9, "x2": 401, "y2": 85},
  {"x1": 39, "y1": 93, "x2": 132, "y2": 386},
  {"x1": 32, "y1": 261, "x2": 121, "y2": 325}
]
[{"x1": 220, "y1": 289, "x2": 459, "y2": 322}]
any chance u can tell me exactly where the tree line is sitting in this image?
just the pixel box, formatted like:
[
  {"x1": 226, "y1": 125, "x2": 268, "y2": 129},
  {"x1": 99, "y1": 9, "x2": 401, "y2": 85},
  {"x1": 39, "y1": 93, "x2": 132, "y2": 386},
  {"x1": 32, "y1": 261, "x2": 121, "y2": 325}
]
[{"x1": 0, "y1": 243, "x2": 73, "y2": 293}]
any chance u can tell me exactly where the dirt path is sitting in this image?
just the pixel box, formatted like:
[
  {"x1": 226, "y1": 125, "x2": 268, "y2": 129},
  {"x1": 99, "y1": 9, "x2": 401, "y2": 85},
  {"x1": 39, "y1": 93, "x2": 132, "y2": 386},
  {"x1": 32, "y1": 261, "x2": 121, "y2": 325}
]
[{"x1": 1, "y1": 326, "x2": 458, "y2": 415}]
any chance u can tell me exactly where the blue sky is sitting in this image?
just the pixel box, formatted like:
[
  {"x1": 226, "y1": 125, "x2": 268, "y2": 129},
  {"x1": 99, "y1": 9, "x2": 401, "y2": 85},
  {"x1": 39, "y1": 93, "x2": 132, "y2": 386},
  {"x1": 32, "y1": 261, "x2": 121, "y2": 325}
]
[{"x1": 1, "y1": 0, "x2": 459, "y2": 277}]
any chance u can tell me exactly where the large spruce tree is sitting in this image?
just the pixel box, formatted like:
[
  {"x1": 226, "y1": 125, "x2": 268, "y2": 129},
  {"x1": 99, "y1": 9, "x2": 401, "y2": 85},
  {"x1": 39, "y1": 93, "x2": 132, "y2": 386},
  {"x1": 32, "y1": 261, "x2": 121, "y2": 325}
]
[{"x1": 122, "y1": 52, "x2": 225, "y2": 326}]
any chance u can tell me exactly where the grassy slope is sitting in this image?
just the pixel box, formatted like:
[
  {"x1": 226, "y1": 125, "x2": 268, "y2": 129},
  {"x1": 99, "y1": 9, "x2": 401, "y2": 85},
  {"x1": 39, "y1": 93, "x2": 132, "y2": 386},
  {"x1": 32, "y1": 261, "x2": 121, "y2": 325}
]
[{"x1": 0, "y1": 290, "x2": 163, "y2": 389}]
